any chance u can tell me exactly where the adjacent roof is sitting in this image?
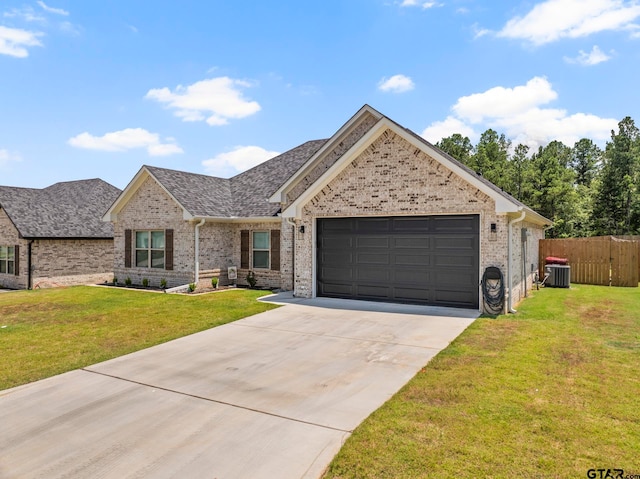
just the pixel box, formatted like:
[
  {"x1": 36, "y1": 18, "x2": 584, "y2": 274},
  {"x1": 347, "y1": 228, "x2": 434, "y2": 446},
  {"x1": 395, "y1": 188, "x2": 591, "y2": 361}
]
[{"x1": 0, "y1": 179, "x2": 121, "y2": 238}]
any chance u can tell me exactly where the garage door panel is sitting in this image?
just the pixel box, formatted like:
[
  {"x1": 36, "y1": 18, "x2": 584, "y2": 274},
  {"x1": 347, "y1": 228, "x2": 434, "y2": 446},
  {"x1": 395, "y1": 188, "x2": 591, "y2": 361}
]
[
  {"x1": 321, "y1": 237, "x2": 353, "y2": 249},
  {"x1": 317, "y1": 215, "x2": 479, "y2": 309},
  {"x1": 393, "y1": 236, "x2": 430, "y2": 248},
  {"x1": 357, "y1": 253, "x2": 389, "y2": 265},
  {"x1": 393, "y1": 253, "x2": 430, "y2": 266},
  {"x1": 356, "y1": 236, "x2": 389, "y2": 248}
]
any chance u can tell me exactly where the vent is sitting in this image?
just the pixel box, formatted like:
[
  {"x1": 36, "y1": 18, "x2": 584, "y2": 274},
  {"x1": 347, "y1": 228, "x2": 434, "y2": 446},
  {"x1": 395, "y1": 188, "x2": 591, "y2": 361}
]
[{"x1": 545, "y1": 264, "x2": 570, "y2": 288}]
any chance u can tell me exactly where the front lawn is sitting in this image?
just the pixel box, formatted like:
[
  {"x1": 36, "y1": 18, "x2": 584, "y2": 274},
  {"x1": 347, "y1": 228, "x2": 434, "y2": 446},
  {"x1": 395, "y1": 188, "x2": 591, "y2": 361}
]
[
  {"x1": 0, "y1": 286, "x2": 277, "y2": 390},
  {"x1": 324, "y1": 285, "x2": 640, "y2": 478}
]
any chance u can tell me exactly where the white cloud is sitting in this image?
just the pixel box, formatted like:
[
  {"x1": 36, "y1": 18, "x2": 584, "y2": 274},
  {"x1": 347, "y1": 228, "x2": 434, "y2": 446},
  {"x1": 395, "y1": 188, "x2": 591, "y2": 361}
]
[
  {"x1": 497, "y1": 0, "x2": 640, "y2": 45},
  {"x1": 0, "y1": 25, "x2": 43, "y2": 57},
  {"x1": 202, "y1": 145, "x2": 280, "y2": 177},
  {"x1": 68, "y1": 128, "x2": 183, "y2": 157},
  {"x1": 145, "y1": 77, "x2": 261, "y2": 126},
  {"x1": 3, "y1": 6, "x2": 45, "y2": 22},
  {"x1": 0, "y1": 149, "x2": 22, "y2": 168},
  {"x1": 421, "y1": 76, "x2": 618, "y2": 149},
  {"x1": 564, "y1": 45, "x2": 612, "y2": 65},
  {"x1": 378, "y1": 74, "x2": 415, "y2": 93},
  {"x1": 421, "y1": 116, "x2": 478, "y2": 143},
  {"x1": 36, "y1": 1, "x2": 69, "y2": 16},
  {"x1": 400, "y1": 0, "x2": 441, "y2": 8}
]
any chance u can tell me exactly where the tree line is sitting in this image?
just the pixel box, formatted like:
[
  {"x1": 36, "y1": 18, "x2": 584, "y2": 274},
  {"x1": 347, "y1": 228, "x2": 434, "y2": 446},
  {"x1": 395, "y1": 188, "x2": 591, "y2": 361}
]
[{"x1": 435, "y1": 117, "x2": 640, "y2": 238}]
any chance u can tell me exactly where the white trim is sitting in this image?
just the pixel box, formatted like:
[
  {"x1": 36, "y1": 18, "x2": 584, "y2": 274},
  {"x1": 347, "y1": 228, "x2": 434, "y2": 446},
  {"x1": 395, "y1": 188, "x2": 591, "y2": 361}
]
[
  {"x1": 191, "y1": 216, "x2": 281, "y2": 224},
  {"x1": 311, "y1": 217, "x2": 317, "y2": 298},
  {"x1": 268, "y1": 105, "x2": 384, "y2": 204}
]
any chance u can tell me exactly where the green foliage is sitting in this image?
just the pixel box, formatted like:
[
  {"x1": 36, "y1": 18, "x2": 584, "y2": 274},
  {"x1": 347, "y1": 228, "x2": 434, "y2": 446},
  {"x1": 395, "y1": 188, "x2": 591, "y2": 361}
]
[
  {"x1": 188, "y1": 282, "x2": 196, "y2": 292},
  {"x1": 211, "y1": 276, "x2": 219, "y2": 288},
  {"x1": 246, "y1": 271, "x2": 257, "y2": 289},
  {"x1": 125, "y1": 277, "x2": 132, "y2": 286},
  {"x1": 430, "y1": 116, "x2": 640, "y2": 237},
  {"x1": 142, "y1": 278, "x2": 149, "y2": 287},
  {"x1": 160, "y1": 278, "x2": 167, "y2": 289}
]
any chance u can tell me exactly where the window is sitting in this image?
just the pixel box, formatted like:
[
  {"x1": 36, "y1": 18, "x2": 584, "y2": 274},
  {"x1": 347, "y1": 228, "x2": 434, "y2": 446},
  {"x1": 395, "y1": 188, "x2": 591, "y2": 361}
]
[
  {"x1": 252, "y1": 231, "x2": 270, "y2": 269},
  {"x1": 0, "y1": 246, "x2": 14, "y2": 275},
  {"x1": 135, "y1": 231, "x2": 165, "y2": 269}
]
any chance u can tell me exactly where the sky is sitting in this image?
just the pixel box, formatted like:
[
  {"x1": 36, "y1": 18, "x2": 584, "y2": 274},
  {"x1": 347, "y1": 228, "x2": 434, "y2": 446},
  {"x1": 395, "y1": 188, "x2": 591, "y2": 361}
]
[{"x1": 1, "y1": 0, "x2": 639, "y2": 190}]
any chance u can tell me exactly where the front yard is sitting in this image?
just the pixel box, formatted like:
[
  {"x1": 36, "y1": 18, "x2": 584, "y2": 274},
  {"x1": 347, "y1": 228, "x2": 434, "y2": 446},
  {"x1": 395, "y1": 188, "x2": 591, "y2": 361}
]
[
  {"x1": 325, "y1": 284, "x2": 640, "y2": 478},
  {"x1": 0, "y1": 286, "x2": 277, "y2": 390}
]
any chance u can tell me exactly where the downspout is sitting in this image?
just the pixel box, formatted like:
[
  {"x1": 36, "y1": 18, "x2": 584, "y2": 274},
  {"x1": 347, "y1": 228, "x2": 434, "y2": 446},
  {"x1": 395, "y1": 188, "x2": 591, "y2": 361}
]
[
  {"x1": 194, "y1": 218, "x2": 205, "y2": 283},
  {"x1": 285, "y1": 217, "x2": 296, "y2": 294},
  {"x1": 507, "y1": 210, "x2": 526, "y2": 313},
  {"x1": 28, "y1": 240, "x2": 33, "y2": 290}
]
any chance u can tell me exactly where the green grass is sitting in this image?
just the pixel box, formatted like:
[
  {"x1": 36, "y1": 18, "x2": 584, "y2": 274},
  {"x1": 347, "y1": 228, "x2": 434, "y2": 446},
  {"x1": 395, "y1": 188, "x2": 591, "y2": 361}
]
[
  {"x1": 324, "y1": 285, "x2": 640, "y2": 478},
  {"x1": 0, "y1": 286, "x2": 277, "y2": 390}
]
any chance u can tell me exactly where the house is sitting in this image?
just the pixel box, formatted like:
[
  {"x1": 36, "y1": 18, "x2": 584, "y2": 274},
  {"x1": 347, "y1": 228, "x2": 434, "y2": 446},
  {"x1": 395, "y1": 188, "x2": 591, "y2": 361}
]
[
  {"x1": 104, "y1": 105, "x2": 551, "y2": 312},
  {"x1": 0, "y1": 179, "x2": 121, "y2": 289}
]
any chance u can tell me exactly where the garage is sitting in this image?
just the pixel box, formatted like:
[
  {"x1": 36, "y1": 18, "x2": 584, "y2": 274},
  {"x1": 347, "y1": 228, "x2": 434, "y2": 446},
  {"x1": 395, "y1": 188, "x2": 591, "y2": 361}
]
[{"x1": 316, "y1": 215, "x2": 480, "y2": 309}]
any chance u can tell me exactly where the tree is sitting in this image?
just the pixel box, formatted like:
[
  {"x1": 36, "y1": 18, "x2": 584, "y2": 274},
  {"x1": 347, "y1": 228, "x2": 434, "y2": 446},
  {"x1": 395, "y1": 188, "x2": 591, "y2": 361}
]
[
  {"x1": 592, "y1": 117, "x2": 640, "y2": 235},
  {"x1": 435, "y1": 134, "x2": 473, "y2": 166},
  {"x1": 470, "y1": 129, "x2": 511, "y2": 190},
  {"x1": 572, "y1": 138, "x2": 602, "y2": 187},
  {"x1": 506, "y1": 143, "x2": 532, "y2": 203},
  {"x1": 529, "y1": 141, "x2": 576, "y2": 237}
]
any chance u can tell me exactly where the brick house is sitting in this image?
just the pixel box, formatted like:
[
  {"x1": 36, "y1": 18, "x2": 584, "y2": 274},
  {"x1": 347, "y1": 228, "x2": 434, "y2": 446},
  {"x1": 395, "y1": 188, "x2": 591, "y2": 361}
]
[
  {"x1": 0, "y1": 179, "x2": 121, "y2": 289},
  {"x1": 105, "y1": 105, "x2": 551, "y2": 312}
]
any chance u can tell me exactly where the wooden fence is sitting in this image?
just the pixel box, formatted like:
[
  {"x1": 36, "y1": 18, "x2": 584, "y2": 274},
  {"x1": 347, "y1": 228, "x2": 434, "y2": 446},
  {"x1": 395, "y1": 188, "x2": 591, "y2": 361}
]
[{"x1": 539, "y1": 236, "x2": 639, "y2": 287}]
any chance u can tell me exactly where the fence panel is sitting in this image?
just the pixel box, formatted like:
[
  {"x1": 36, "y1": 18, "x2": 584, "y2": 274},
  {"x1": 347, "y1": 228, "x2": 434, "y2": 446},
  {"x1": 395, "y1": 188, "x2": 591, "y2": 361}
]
[
  {"x1": 539, "y1": 236, "x2": 638, "y2": 287},
  {"x1": 615, "y1": 235, "x2": 640, "y2": 279}
]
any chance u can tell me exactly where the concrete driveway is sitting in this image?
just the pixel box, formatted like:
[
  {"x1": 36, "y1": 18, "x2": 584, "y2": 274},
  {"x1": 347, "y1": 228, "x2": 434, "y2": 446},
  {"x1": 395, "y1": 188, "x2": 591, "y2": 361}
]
[{"x1": 0, "y1": 293, "x2": 477, "y2": 479}]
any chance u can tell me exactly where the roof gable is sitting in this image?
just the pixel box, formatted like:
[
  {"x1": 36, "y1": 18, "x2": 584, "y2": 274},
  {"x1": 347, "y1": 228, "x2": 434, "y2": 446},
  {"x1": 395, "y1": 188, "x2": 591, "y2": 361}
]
[{"x1": 0, "y1": 179, "x2": 121, "y2": 238}]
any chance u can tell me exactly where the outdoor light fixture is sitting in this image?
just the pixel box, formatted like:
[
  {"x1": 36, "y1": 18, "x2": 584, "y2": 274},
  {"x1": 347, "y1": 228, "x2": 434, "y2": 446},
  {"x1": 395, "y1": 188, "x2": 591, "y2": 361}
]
[{"x1": 299, "y1": 225, "x2": 305, "y2": 234}]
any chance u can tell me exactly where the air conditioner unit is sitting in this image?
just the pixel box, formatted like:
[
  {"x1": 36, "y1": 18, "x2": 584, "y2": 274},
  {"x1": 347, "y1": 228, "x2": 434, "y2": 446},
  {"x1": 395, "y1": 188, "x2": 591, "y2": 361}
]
[{"x1": 545, "y1": 264, "x2": 570, "y2": 288}]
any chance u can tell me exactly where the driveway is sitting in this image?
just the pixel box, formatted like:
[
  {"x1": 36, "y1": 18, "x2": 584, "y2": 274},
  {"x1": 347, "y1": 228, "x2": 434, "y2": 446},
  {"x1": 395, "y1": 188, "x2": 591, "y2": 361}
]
[{"x1": 0, "y1": 293, "x2": 477, "y2": 479}]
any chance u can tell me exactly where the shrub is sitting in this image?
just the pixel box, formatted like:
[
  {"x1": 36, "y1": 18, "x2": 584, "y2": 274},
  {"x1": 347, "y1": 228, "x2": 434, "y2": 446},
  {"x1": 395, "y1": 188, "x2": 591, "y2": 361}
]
[
  {"x1": 112, "y1": 277, "x2": 118, "y2": 285},
  {"x1": 142, "y1": 278, "x2": 149, "y2": 287},
  {"x1": 160, "y1": 278, "x2": 167, "y2": 289},
  {"x1": 125, "y1": 277, "x2": 132, "y2": 287},
  {"x1": 188, "y1": 283, "x2": 196, "y2": 293},
  {"x1": 211, "y1": 277, "x2": 219, "y2": 288},
  {"x1": 246, "y1": 271, "x2": 257, "y2": 289}
]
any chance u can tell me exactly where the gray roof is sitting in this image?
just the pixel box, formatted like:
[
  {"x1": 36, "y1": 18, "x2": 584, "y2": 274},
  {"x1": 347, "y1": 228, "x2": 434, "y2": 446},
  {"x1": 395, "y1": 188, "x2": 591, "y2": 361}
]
[
  {"x1": 144, "y1": 139, "x2": 327, "y2": 218},
  {"x1": 0, "y1": 179, "x2": 121, "y2": 238}
]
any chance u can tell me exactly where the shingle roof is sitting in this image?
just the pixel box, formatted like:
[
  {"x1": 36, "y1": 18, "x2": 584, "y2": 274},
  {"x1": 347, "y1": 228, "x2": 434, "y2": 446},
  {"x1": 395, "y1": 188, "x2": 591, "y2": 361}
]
[
  {"x1": 143, "y1": 139, "x2": 327, "y2": 218},
  {"x1": 0, "y1": 179, "x2": 121, "y2": 238}
]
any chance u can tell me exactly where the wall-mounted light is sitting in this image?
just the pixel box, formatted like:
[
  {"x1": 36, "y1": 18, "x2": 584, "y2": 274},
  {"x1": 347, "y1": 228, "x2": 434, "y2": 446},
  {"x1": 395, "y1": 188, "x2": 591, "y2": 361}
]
[
  {"x1": 299, "y1": 225, "x2": 305, "y2": 234},
  {"x1": 490, "y1": 223, "x2": 497, "y2": 233}
]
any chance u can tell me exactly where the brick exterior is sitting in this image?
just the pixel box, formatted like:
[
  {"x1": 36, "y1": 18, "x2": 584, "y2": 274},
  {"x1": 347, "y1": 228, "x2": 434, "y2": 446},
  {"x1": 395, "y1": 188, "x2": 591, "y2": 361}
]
[
  {"x1": 113, "y1": 176, "x2": 194, "y2": 288},
  {"x1": 1, "y1": 208, "x2": 114, "y2": 289},
  {"x1": 31, "y1": 239, "x2": 113, "y2": 288},
  {"x1": 290, "y1": 129, "x2": 543, "y2": 311},
  {"x1": 287, "y1": 112, "x2": 378, "y2": 204}
]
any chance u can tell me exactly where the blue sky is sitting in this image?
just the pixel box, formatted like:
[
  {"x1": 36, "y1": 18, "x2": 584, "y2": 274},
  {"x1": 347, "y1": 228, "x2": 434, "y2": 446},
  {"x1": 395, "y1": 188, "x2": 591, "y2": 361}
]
[{"x1": 1, "y1": 0, "x2": 639, "y2": 189}]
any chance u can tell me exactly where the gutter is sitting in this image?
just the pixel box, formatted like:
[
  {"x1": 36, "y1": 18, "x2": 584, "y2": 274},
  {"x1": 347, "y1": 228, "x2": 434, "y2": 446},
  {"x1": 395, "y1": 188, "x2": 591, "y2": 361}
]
[
  {"x1": 194, "y1": 218, "x2": 206, "y2": 283},
  {"x1": 28, "y1": 240, "x2": 33, "y2": 290},
  {"x1": 507, "y1": 210, "x2": 526, "y2": 313}
]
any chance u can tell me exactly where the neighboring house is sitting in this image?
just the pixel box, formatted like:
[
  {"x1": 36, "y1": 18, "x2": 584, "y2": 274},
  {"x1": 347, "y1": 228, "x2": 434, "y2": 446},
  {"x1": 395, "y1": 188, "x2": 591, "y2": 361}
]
[
  {"x1": 0, "y1": 179, "x2": 121, "y2": 289},
  {"x1": 105, "y1": 105, "x2": 551, "y2": 312}
]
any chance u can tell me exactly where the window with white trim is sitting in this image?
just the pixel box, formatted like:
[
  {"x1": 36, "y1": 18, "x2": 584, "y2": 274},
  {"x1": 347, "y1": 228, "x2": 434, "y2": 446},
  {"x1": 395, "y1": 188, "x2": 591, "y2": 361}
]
[
  {"x1": 0, "y1": 246, "x2": 15, "y2": 274},
  {"x1": 252, "y1": 231, "x2": 270, "y2": 269},
  {"x1": 135, "y1": 231, "x2": 165, "y2": 269}
]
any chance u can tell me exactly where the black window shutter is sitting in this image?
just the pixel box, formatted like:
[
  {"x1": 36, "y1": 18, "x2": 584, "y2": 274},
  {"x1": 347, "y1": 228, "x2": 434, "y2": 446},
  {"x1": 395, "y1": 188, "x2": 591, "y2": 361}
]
[
  {"x1": 14, "y1": 244, "x2": 19, "y2": 276},
  {"x1": 124, "y1": 229, "x2": 132, "y2": 268},
  {"x1": 165, "y1": 229, "x2": 174, "y2": 270},
  {"x1": 270, "y1": 230, "x2": 280, "y2": 271},
  {"x1": 241, "y1": 230, "x2": 249, "y2": 269}
]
